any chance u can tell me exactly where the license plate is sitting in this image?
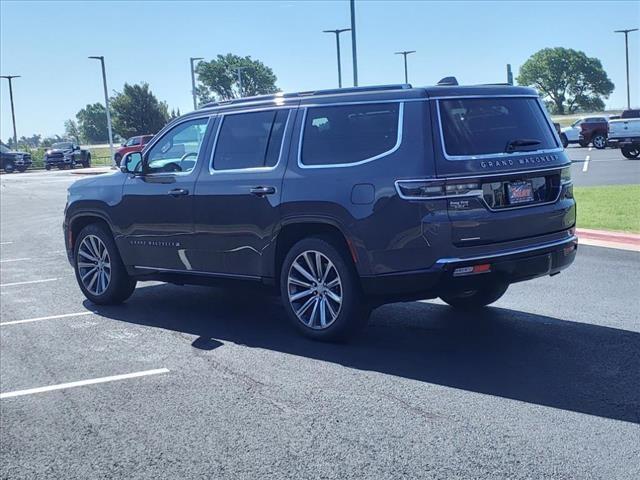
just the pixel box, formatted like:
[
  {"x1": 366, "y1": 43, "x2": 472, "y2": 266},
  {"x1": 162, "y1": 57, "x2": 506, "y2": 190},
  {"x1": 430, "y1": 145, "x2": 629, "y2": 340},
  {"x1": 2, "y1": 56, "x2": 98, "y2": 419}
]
[{"x1": 507, "y1": 180, "x2": 534, "y2": 204}]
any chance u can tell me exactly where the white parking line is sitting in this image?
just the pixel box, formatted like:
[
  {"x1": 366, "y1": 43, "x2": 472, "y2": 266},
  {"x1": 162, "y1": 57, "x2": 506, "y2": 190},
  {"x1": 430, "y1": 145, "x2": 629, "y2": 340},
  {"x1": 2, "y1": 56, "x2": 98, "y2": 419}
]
[
  {"x1": 0, "y1": 258, "x2": 31, "y2": 263},
  {"x1": 0, "y1": 278, "x2": 58, "y2": 287},
  {"x1": 0, "y1": 242, "x2": 13, "y2": 246},
  {"x1": 0, "y1": 368, "x2": 170, "y2": 399},
  {"x1": 0, "y1": 311, "x2": 94, "y2": 326},
  {"x1": 582, "y1": 154, "x2": 590, "y2": 172}
]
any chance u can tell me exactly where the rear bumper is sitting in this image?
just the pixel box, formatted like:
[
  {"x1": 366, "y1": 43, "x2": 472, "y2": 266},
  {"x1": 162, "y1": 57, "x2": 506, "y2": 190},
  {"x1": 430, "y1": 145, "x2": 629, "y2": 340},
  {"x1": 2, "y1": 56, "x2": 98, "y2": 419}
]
[{"x1": 361, "y1": 234, "x2": 578, "y2": 301}]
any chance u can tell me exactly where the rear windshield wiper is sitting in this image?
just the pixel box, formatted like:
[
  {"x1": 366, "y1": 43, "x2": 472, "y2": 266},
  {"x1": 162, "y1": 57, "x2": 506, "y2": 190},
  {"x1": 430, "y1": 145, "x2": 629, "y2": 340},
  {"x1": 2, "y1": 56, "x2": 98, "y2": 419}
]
[{"x1": 505, "y1": 138, "x2": 541, "y2": 153}]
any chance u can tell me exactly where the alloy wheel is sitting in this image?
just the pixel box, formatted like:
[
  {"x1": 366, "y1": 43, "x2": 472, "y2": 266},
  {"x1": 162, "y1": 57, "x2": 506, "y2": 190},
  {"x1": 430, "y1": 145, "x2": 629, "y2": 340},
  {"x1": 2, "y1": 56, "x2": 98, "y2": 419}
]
[
  {"x1": 77, "y1": 234, "x2": 111, "y2": 296},
  {"x1": 287, "y1": 250, "x2": 342, "y2": 329},
  {"x1": 593, "y1": 135, "x2": 606, "y2": 149}
]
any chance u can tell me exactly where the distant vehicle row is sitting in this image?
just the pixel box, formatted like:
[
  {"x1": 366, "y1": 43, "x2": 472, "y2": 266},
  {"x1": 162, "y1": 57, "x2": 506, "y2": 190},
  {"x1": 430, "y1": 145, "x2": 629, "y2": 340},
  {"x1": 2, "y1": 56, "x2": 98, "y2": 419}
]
[
  {"x1": 559, "y1": 109, "x2": 640, "y2": 155},
  {"x1": 0, "y1": 142, "x2": 32, "y2": 173}
]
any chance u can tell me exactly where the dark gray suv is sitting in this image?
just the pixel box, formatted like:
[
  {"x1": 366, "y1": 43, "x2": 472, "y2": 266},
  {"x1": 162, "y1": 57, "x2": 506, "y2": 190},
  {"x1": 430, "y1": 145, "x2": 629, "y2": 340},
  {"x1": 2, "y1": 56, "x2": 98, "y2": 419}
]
[{"x1": 64, "y1": 82, "x2": 577, "y2": 341}]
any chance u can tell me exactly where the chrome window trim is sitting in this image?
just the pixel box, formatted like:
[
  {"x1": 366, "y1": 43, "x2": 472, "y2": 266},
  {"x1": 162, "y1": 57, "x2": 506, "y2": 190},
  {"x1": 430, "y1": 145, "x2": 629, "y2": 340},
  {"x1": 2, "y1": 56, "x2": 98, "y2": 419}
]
[
  {"x1": 399, "y1": 164, "x2": 571, "y2": 183},
  {"x1": 429, "y1": 94, "x2": 539, "y2": 100},
  {"x1": 435, "y1": 235, "x2": 577, "y2": 265},
  {"x1": 141, "y1": 115, "x2": 213, "y2": 178},
  {"x1": 435, "y1": 97, "x2": 563, "y2": 161},
  {"x1": 297, "y1": 101, "x2": 404, "y2": 169},
  {"x1": 208, "y1": 109, "x2": 292, "y2": 175}
]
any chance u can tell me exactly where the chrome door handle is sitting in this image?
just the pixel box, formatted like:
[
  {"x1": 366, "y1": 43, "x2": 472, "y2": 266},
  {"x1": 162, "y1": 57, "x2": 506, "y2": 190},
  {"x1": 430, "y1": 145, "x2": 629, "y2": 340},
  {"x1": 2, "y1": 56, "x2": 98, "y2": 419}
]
[
  {"x1": 250, "y1": 186, "x2": 276, "y2": 196},
  {"x1": 168, "y1": 188, "x2": 189, "y2": 197}
]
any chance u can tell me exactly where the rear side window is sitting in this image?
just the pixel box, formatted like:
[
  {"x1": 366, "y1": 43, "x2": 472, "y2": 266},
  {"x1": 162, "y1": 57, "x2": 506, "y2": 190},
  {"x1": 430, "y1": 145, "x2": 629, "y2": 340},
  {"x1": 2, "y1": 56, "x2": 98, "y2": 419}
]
[
  {"x1": 212, "y1": 110, "x2": 289, "y2": 170},
  {"x1": 301, "y1": 103, "x2": 400, "y2": 166},
  {"x1": 439, "y1": 97, "x2": 558, "y2": 157}
]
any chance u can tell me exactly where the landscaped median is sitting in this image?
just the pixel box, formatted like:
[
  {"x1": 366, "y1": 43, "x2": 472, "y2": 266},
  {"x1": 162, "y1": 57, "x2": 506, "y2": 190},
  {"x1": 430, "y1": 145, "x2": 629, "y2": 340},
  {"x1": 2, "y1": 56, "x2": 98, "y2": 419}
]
[{"x1": 574, "y1": 184, "x2": 640, "y2": 251}]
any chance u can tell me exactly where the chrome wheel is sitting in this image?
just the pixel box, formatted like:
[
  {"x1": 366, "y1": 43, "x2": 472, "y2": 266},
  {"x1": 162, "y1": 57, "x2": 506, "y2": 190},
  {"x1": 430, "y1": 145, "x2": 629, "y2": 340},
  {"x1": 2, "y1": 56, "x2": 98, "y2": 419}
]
[
  {"x1": 77, "y1": 234, "x2": 111, "y2": 296},
  {"x1": 287, "y1": 250, "x2": 342, "y2": 330},
  {"x1": 593, "y1": 135, "x2": 606, "y2": 149}
]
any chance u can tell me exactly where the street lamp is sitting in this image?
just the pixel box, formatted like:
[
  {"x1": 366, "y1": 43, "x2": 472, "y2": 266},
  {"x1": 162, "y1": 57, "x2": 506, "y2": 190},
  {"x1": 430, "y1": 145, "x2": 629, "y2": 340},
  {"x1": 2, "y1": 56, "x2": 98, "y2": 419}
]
[
  {"x1": 190, "y1": 57, "x2": 203, "y2": 110},
  {"x1": 0, "y1": 75, "x2": 20, "y2": 148},
  {"x1": 614, "y1": 28, "x2": 638, "y2": 109},
  {"x1": 350, "y1": 0, "x2": 358, "y2": 86},
  {"x1": 88, "y1": 56, "x2": 115, "y2": 166},
  {"x1": 394, "y1": 51, "x2": 416, "y2": 84},
  {"x1": 323, "y1": 28, "x2": 351, "y2": 88}
]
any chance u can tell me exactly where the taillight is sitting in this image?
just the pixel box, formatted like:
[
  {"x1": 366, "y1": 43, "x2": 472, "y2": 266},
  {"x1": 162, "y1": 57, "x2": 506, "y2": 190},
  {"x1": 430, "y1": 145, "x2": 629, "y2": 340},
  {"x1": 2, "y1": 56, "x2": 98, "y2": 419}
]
[
  {"x1": 560, "y1": 167, "x2": 572, "y2": 185},
  {"x1": 396, "y1": 180, "x2": 482, "y2": 200}
]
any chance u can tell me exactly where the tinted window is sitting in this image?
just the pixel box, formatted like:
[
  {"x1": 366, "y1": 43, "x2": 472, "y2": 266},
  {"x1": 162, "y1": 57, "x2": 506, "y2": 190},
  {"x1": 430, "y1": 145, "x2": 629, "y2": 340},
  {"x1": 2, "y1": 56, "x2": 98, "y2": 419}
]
[
  {"x1": 212, "y1": 110, "x2": 289, "y2": 170},
  {"x1": 146, "y1": 118, "x2": 209, "y2": 174},
  {"x1": 126, "y1": 137, "x2": 141, "y2": 146},
  {"x1": 621, "y1": 109, "x2": 640, "y2": 119},
  {"x1": 439, "y1": 97, "x2": 558, "y2": 157},
  {"x1": 301, "y1": 103, "x2": 400, "y2": 166}
]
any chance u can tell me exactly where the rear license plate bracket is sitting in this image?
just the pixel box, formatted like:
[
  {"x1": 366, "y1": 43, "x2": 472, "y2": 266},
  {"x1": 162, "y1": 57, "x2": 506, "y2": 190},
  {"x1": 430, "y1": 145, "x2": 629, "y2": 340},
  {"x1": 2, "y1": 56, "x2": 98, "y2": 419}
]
[{"x1": 507, "y1": 180, "x2": 534, "y2": 205}]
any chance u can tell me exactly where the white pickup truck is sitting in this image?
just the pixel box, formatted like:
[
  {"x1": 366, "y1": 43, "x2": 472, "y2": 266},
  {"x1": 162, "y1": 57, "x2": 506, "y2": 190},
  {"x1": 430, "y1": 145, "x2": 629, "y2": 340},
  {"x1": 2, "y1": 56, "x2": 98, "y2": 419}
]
[{"x1": 608, "y1": 109, "x2": 640, "y2": 159}]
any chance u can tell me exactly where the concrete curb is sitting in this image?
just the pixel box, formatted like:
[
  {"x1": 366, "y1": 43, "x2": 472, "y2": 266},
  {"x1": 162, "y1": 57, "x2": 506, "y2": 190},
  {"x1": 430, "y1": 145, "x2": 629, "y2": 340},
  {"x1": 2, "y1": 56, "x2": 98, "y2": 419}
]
[{"x1": 576, "y1": 228, "x2": 640, "y2": 252}]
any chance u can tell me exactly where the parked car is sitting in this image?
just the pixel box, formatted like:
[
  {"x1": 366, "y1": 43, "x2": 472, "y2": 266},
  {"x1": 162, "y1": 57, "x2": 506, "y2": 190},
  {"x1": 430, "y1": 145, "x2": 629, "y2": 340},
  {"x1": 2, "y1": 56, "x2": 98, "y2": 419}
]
[
  {"x1": 44, "y1": 142, "x2": 91, "y2": 170},
  {"x1": 114, "y1": 135, "x2": 154, "y2": 166},
  {"x1": 560, "y1": 116, "x2": 608, "y2": 148},
  {"x1": 64, "y1": 82, "x2": 577, "y2": 341},
  {"x1": 608, "y1": 113, "x2": 640, "y2": 159},
  {"x1": 0, "y1": 142, "x2": 32, "y2": 173},
  {"x1": 620, "y1": 108, "x2": 640, "y2": 119}
]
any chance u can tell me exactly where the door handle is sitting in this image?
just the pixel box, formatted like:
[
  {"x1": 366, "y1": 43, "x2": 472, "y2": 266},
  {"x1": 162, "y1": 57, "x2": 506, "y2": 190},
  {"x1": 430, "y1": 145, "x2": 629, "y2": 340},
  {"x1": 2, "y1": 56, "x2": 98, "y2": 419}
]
[
  {"x1": 250, "y1": 186, "x2": 276, "y2": 196},
  {"x1": 168, "y1": 188, "x2": 189, "y2": 197}
]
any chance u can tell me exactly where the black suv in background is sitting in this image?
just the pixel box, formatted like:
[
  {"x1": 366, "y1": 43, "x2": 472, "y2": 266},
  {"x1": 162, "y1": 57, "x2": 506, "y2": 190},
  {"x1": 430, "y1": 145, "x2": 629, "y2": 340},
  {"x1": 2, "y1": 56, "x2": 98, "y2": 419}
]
[
  {"x1": 1, "y1": 142, "x2": 32, "y2": 173},
  {"x1": 64, "y1": 82, "x2": 577, "y2": 341}
]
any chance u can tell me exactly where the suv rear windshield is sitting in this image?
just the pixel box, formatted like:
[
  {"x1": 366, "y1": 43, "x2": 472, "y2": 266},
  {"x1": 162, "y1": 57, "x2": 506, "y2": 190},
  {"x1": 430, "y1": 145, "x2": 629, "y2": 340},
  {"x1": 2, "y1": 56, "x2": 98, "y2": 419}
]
[{"x1": 439, "y1": 97, "x2": 558, "y2": 157}]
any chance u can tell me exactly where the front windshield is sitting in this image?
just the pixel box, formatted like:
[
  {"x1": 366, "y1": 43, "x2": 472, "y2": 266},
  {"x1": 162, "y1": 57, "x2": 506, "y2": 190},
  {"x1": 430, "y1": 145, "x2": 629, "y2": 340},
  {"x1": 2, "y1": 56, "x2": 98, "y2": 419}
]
[
  {"x1": 0, "y1": 144, "x2": 9, "y2": 153},
  {"x1": 52, "y1": 142, "x2": 73, "y2": 150}
]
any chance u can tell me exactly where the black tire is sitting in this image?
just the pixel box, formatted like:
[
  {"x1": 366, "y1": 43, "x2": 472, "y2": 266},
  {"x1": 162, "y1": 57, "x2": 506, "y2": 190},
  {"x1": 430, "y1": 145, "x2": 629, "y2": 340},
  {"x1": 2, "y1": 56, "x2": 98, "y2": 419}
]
[
  {"x1": 45, "y1": 163, "x2": 51, "y2": 171},
  {"x1": 440, "y1": 283, "x2": 508, "y2": 310},
  {"x1": 592, "y1": 133, "x2": 607, "y2": 150},
  {"x1": 560, "y1": 134, "x2": 569, "y2": 149},
  {"x1": 621, "y1": 145, "x2": 640, "y2": 159},
  {"x1": 579, "y1": 140, "x2": 589, "y2": 148},
  {"x1": 73, "y1": 223, "x2": 136, "y2": 305},
  {"x1": 280, "y1": 236, "x2": 370, "y2": 342},
  {"x1": 3, "y1": 160, "x2": 15, "y2": 173},
  {"x1": 82, "y1": 154, "x2": 91, "y2": 168},
  {"x1": 114, "y1": 153, "x2": 122, "y2": 166}
]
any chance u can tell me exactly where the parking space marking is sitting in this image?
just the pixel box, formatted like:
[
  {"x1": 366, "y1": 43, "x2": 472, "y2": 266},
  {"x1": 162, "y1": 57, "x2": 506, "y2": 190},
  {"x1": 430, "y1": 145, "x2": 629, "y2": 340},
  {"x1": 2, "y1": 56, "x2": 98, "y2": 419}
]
[
  {"x1": 0, "y1": 278, "x2": 58, "y2": 287},
  {"x1": 0, "y1": 258, "x2": 31, "y2": 263},
  {"x1": 0, "y1": 368, "x2": 170, "y2": 399},
  {"x1": 0, "y1": 242, "x2": 13, "y2": 246},
  {"x1": 1, "y1": 311, "x2": 94, "y2": 326},
  {"x1": 582, "y1": 155, "x2": 590, "y2": 172}
]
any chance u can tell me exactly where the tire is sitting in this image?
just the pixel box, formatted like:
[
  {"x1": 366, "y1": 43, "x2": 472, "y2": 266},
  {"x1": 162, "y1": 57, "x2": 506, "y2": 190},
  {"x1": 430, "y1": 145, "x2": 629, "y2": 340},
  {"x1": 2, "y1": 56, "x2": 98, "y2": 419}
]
[
  {"x1": 440, "y1": 282, "x2": 508, "y2": 310},
  {"x1": 3, "y1": 161, "x2": 15, "y2": 173},
  {"x1": 592, "y1": 134, "x2": 607, "y2": 150},
  {"x1": 560, "y1": 134, "x2": 568, "y2": 149},
  {"x1": 114, "y1": 153, "x2": 122, "y2": 166},
  {"x1": 280, "y1": 236, "x2": 370, "y2": 341},
  {"x1": 621, "y1": 145, "x2": 640, "y2": 159},
  {"x1": 73, "y1": 223, "x2": 136, "y2": 305},
  {"x1": 82, "y1": 154, "x2": 91, "y2": 168},
  {"x1": 578, "y1": 140, "x2": 589, "y2": 148},
  {"x1": 45, "y1": 163, "x2": 51, "y2": 171}
]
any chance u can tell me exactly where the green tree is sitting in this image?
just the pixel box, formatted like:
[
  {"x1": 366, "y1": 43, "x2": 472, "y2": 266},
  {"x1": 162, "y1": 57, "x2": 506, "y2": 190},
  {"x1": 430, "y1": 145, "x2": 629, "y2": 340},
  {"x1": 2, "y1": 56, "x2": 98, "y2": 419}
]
[
  {"x1": 517, "y1": 48, "x2": 614, "y2": 114},
  {"x1": 196, "y1": 53, "x2": 278, "y2": 103},
  {"x1": 110, "y1": 82, "x2": 169, "y2": 138},
  {"x1": 76, "y1": 103, "x2": 109, "y2": 143},
  {"x1": 64, "y1": 119, "x2": 81, "y2": 143}
]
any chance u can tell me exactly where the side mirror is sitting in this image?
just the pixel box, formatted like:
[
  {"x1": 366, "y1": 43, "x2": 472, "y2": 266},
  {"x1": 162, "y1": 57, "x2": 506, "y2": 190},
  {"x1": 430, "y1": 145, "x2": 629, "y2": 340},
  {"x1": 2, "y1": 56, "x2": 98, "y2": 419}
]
[{"x1": 120, "y1": 151, "x2": 143, "y2": 174}]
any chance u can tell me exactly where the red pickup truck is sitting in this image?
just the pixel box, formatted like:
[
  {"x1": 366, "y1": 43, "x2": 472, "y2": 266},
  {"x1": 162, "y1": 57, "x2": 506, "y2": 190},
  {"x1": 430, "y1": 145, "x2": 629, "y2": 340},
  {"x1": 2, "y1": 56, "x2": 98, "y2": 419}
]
[
  {"x1": 114, "y1": 135, "x2": 154, "y2": 166},
  {"x1": 578, "y1": 117, "x2": 609, "y2": 149}
]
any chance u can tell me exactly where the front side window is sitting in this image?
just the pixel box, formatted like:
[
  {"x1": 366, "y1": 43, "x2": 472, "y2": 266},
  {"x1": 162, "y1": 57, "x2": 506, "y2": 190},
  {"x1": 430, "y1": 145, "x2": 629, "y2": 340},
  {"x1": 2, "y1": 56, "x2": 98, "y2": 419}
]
[
  {"x1": 146, "y1": 118, "x2": 209, "y2": 174},
  {"x1": 301, "y1": 103, "x2": 400, "y2": 166},
  {"x1": 126, "y1": 137, "x2": 141, "y2": 147},
  {"x1": 439, "y1": 97, "x2": 558, "y2": 157},
  {"x1": 212, "y1": 110, "x2": 289, "y2": 171}
]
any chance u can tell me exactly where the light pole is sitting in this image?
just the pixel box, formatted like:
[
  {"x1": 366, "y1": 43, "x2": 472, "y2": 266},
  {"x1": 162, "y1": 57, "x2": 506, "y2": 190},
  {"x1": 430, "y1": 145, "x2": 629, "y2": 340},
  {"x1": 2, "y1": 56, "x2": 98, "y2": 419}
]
[
  {"x1": 0, "y1": 75, "x2": 20, "y2": 148},
  {"x1": 88, "y1": 56, "x2": 115, "y2": 166},
  {"x1": 614, "y1": 28, "x2": 638, "y2": 109},
  {"x1": 394, "y1": 51, "x2": 416, "y2": 84},
  {"x1": 190, "y1": 57, "x2": 203, "y2": 110},
  {"x1": 323, "y1": 28, "x2": 351, "y2": 88},
  {"x1": 350, "y1": 0, "x2": 358, "y2": 86},
  {"x1": 236, "y1": 67, "x2": 247, "y2": 97}
]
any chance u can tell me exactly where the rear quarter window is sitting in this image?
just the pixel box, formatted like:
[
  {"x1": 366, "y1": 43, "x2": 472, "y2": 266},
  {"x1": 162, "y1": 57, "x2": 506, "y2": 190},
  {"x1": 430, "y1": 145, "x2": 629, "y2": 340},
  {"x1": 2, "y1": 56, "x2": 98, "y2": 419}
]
[
  {"x1": 301, "y1": 102, "x2": 401, "y2": 166},
  {"x1": 439, "y1": 97, "x2": 558, "y2": 158}
]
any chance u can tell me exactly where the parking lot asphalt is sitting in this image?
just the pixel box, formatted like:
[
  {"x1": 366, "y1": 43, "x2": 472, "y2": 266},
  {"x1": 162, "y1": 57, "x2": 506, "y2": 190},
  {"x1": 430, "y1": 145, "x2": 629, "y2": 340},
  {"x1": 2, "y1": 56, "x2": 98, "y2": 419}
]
[
  {"x1": 565, "y1": 145, "x2": 640, "y2": 186},
  {"x1": 1, "y1": 170, "x2": 639, "y2": 479}
]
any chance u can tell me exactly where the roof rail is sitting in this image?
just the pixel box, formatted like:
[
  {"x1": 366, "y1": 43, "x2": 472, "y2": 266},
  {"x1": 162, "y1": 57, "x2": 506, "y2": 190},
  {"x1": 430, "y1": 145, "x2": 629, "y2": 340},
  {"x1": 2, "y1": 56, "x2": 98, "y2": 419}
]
[{"x1": 199, "y1": 84, "x2": 412, "y2": 109}]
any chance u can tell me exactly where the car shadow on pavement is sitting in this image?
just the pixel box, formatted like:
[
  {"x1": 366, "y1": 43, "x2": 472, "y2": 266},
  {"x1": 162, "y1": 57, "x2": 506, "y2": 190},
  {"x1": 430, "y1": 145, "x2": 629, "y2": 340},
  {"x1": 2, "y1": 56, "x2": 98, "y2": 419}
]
[{"x1": 87, "y1": 282, "x2": 640, "y2": 425}]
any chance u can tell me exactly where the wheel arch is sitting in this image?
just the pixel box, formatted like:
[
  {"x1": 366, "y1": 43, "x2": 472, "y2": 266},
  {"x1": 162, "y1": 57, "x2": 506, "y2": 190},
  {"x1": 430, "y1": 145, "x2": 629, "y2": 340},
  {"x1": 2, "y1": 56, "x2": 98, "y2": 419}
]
[{"x1": 68, "y1": 212, "x2": 115, "y2": 256}]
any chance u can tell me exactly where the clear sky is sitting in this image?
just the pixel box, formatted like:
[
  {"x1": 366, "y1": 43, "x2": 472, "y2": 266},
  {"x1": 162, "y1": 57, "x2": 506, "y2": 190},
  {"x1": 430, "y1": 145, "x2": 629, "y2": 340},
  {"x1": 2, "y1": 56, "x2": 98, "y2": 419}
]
[{"x1": 1, "y1": 0, "x2": 638, "y2": 141}]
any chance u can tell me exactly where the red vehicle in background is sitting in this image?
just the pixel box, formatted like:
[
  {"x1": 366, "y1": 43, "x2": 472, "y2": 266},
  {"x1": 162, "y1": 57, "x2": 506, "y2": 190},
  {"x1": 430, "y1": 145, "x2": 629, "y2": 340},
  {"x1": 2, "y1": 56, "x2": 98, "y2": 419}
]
[
  {"x1": 114, "y1": 135, "x2": 154, "y2": 165},
  {"x1": 578, "y1": 117, "x2": 609, "y2": 149}
]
